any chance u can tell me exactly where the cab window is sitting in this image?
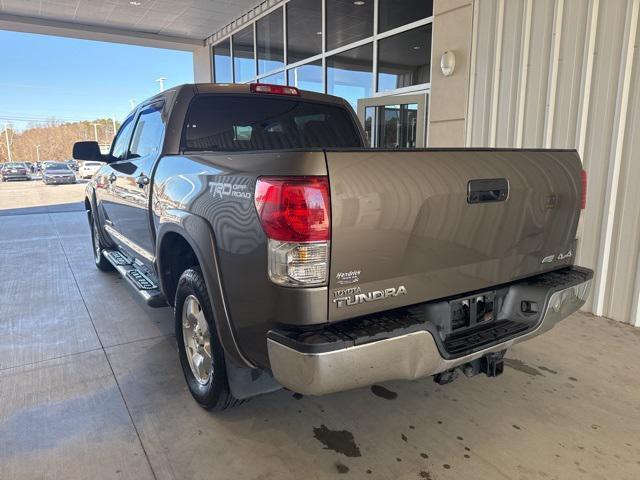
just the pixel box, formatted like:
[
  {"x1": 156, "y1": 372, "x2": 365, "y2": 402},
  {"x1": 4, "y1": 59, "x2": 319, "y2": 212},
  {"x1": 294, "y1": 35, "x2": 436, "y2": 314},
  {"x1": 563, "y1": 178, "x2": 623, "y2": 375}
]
[
  {"x1": 110, "y1": 115, "x2": 135, "y2": 162},
  {"x1": 128, "y1": 103, "x2": 165, "y2": 159}
]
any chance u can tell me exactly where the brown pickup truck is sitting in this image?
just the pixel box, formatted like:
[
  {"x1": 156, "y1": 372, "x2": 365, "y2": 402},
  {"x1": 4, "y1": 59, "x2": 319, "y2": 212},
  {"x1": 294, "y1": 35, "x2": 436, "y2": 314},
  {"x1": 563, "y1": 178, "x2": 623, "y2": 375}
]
[{"x1": 75, "y1": 83, "x2": 593, "y2": 410}]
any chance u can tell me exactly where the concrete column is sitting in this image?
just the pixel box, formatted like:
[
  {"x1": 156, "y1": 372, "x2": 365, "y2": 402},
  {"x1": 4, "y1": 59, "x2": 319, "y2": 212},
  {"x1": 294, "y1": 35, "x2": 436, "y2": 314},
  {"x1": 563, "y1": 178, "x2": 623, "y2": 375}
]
[
  {"x1": 193, "y1": 44, "x2": 213, "y2": 83},
  {"x1": 428, "y1": 0, "x2": 474, "y2": 147}
]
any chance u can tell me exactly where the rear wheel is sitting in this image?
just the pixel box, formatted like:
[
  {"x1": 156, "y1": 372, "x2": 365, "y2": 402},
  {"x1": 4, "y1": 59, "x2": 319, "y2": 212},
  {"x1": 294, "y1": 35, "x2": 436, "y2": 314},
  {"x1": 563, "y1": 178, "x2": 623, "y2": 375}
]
[
  {"x1": 90, "y1": 213, "x2": 114, "y2": 271},
  {"x1": 175, "y1": 267, "x2": 242, "y2": 411}
]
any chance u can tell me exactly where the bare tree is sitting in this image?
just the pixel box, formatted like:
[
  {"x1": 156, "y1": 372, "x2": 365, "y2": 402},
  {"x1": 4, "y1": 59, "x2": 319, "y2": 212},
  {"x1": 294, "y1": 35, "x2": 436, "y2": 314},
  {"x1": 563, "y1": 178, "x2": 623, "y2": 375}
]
[{"x1": 0, "y1": 118, "x2": 120, "y2": 163}]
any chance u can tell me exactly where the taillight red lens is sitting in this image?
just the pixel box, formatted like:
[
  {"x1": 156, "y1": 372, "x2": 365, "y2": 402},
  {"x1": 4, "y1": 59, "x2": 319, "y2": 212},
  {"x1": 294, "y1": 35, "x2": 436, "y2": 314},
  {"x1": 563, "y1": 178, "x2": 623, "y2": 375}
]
[
  {"x1": 580, "y1": 169, "x2": 587, "y2": 209},
  {"x1": 255, "y1": 176, "x2": 330, "y2": 241},
  {"x1": 250, "y1": 83, "x2": 300, "y2": 96}
]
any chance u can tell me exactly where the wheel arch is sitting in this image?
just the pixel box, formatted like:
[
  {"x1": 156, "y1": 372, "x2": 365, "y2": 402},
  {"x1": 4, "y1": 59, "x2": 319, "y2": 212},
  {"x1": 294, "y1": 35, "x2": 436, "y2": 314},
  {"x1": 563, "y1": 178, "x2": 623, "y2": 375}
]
[{"x1": 156, "y1": 213, "x2": 256, "y2": 369}]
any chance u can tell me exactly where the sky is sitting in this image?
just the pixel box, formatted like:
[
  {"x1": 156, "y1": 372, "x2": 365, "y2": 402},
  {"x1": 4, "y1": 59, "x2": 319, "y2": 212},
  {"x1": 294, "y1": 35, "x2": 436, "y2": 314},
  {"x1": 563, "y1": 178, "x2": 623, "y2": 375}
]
[{"x1": 0, "y1": 30, "x2": 194, "y2": 130}]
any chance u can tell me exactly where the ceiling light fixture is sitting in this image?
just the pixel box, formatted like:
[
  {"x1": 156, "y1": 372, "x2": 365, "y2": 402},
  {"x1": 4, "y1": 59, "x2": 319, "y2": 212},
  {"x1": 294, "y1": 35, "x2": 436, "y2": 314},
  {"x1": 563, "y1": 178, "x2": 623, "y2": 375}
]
[
  {"x1": 412, "y1": 46, "x2": 421, "y2": 50},
  {"x1": 353, "y1": 1, "x2": 365, "y2": 5},
  {"x1": 129, "y1": 1, "x2": 141, "y2": 5}
]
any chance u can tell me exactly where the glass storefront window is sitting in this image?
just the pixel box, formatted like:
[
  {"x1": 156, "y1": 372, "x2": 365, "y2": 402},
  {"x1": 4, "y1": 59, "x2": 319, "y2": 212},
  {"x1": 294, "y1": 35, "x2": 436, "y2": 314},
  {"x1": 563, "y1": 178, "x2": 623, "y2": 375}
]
[
  {"x1": 261, "y1": 71, "x2": 286, "y2": 85},
  {"x1": 327, "y1": 43, "x2": 373, "y2": 110},
  {"x1": 256, "y1": 9, "x2": 284, "y2": 74},
  {"x1": 233, "y1": 25, "x2": 255, "y2": 83},
  {"x1": 287, "y1": 60, "x2": 323, "y2": 93},
  {"x1": 364, "y1": 106, "x2": 374, "y2": 147},
  {"x1": 378, "y1": 0, "x2": 433, "y2": 33},
  {"x1": 377, "y1": 25, "x2": 431, "y2": 92},
  {"x1": 213, "y1": 38, "x2": 232, "y2": 83},
  {"x1": 326, "y1": 0, "x2": 374, "y2": 51},
  {"x1": 286, "y1": 0, "x2": 322, "y2": 64},
  {"x1": 375, "y1": 103, "x2": 418, "y2": 148}
]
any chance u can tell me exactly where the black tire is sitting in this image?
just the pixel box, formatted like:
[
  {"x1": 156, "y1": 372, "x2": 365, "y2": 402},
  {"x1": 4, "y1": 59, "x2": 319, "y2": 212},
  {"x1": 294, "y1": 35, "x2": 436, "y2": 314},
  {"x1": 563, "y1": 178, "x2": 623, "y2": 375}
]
[
  {"x1": 89, "y1": 212, "x2": 115, "y2": 272},
  {"x1": 175, "y1": 267, "x2": 243, "y2": 411}
]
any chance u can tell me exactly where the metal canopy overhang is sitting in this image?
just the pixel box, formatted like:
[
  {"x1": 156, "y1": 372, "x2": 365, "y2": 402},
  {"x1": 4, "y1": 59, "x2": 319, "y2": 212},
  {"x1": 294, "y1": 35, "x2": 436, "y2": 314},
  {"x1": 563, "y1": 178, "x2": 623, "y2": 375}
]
[
  {"x1": 0, "y1": 12, "x2": 201, "y2": 50},
  {"x1": 0, "y1": 0, "x2": 260, "y2": 51}
]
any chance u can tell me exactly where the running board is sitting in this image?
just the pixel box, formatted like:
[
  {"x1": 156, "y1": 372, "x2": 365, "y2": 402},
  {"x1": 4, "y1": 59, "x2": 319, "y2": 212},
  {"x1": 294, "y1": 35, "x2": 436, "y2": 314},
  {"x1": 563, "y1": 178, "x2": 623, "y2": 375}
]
[{"x1": 103, "y1": 249, "x2": 167, "y2": 308}]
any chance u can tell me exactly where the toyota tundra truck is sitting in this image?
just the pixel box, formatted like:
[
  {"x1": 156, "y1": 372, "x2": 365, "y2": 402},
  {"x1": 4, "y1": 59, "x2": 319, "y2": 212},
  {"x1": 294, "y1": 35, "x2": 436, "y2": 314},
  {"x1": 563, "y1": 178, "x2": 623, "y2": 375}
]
[{"x1": 74, "y1": 83, "x2": 593, "y2": 410}]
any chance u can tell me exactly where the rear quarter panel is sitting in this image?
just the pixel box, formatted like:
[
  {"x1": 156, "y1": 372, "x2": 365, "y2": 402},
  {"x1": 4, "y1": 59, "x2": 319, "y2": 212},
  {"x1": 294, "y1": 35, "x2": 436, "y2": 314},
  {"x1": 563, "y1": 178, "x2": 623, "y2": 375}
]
[{"x1": 152, "y1": 151, "x2": 328, "y2": 368}]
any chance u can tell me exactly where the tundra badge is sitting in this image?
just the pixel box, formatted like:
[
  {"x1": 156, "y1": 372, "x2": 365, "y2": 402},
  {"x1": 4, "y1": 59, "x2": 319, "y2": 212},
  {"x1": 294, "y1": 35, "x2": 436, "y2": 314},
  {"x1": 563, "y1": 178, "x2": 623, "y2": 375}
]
[{"x1": 332, "y1": 285, "x2": 407, "y2": 308}]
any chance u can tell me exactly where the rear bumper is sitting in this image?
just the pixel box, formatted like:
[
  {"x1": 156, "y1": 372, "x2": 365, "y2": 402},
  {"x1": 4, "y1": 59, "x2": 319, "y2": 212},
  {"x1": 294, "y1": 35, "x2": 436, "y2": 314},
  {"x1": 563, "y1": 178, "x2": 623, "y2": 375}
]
[
  {"x1": 267, "y1": 266, "x2": 593, "y2": 395},
  {"x1": 44, "y1": 176, "x2": 75, "y2": 184},
  {"x1": 2, "y1": 174, "x2": 30, "y2": 180}
]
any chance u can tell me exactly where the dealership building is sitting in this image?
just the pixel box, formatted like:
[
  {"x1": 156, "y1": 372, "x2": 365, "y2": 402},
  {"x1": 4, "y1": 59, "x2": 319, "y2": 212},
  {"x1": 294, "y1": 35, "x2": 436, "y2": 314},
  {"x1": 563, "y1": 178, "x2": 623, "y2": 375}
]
[{"x1": 1, "y1": 0, "x2": 639, "y2": 327}]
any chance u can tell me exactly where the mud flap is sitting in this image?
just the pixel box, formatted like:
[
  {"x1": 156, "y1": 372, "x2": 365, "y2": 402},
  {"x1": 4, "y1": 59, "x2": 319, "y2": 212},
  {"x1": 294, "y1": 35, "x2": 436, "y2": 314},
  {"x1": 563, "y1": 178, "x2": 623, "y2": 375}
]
[{"x1": 226, "y1": 359, "x2": 282, "y2": 400}]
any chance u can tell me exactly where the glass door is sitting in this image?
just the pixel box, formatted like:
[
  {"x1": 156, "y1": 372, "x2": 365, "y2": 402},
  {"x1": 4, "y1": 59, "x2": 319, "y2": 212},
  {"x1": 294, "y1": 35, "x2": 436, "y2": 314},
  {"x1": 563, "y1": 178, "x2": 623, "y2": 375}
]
[{"x1": 357, "y1": 93, "x2": 428, "y2": 148}]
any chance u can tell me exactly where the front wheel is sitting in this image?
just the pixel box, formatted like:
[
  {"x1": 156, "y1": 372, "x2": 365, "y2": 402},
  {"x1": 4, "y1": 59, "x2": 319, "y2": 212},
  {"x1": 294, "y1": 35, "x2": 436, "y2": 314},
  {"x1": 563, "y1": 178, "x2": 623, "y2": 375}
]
[
  {"x1": 175, "y1": 267, "x2": 242, "y2": 411},
  {"x1": 90, "y1": 213, "x2": 114, "y2": 271}
]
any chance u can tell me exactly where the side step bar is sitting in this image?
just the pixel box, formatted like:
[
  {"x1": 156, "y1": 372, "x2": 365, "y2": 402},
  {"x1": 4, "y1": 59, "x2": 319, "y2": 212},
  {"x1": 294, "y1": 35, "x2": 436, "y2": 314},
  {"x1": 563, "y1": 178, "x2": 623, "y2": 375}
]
[{"x1": 103, "y1": 249, "x2": 167, "y2": 308}]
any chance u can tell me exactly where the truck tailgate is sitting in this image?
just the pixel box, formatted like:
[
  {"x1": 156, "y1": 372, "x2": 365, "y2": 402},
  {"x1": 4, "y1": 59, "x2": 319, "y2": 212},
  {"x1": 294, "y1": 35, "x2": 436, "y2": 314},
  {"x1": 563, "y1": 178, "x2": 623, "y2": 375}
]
[{"x1": 326, "y1": 149, "x2": 582, "y2": 321}]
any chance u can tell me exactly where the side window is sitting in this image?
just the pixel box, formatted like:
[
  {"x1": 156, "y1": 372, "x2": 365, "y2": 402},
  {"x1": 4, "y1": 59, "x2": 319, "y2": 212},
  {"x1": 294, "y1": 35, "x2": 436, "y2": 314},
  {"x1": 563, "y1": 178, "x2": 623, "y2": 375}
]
[
  {"x1": 110, "y1": 115, "x2": 135, "y2": 162},
  {"x1": 128, "y1": 103, "x2": 165, "y2": 159}
]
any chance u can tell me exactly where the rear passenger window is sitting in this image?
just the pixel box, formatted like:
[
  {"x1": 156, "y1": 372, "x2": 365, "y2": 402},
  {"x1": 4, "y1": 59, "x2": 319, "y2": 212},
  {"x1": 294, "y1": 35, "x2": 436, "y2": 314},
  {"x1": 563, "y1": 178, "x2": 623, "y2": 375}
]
[{"x1": 128, "y1": 103, "x2": 165, "y2": 159}]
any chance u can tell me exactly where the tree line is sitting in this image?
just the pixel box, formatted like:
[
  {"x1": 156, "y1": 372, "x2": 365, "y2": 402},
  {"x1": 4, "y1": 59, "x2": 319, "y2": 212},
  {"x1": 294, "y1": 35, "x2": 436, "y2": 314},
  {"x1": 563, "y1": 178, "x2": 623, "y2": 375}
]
[{"x1": 0, "y1": 118, "x2": 120, "y2": 163}]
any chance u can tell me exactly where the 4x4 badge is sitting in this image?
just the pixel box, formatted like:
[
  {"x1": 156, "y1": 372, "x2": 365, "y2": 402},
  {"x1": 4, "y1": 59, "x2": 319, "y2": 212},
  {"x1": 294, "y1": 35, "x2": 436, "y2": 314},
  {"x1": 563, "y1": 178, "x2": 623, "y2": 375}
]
[{"x1": 542, "y1": 249, "x2": 572, "y2": 264}]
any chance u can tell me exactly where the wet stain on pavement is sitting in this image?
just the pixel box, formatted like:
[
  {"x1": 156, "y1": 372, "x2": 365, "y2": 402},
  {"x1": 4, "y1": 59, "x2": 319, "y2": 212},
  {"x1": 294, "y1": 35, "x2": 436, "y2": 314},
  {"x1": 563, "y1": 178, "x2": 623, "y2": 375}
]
[
  {"x1": 419, "y1": 471, "x2": 432, "y2": 479},
  {"x1": 313, "y1": 425, "x2": 362, "y2": 457},
  {"x1": 370, "y1": 385, "x2": 398, "y2": 400},
  {"x1": 292, "y1": 393, "x2": 303, "y2": 400},
  {"x1": 401, "y1": 434, "x2": 408, "y2": 442},
  {"x1": 420, "y1": 453, "x2": 429, "y2": 459},
  {"x1": 504, "y1": 358, "x2": 543, "y2": 376},
  {"x1": 568, "y1": 376, "x2": 578, "y2": 382},
  {"x1": 335, "y1": 462, "x2": 349, "y2": 474}
]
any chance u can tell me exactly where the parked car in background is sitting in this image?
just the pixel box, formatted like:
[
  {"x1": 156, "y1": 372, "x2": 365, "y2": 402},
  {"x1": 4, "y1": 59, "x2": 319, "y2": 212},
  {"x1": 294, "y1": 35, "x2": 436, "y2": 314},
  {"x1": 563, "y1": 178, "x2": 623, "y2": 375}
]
[
  {"x1": 42, "y1": 162, "x2": 76, "y2": 185},
  {"x1": 1, "y1": 162, "x2": 30, "y2": 181},
  {"x1": 65, "y1": 159, "x2": 79, "y2": 171},
  {"x1": 79, "y1": 161, "x2": 105, "y2": 179},
  {"x1": 23, "y1": 161, "x2": 35, "y2": 174}
]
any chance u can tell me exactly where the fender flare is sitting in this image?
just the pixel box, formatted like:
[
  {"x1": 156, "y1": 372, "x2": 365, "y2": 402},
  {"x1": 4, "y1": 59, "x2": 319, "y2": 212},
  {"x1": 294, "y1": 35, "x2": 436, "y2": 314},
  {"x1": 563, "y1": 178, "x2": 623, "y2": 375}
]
[
  {"x1": 155, "y1": 211, "x2": 256, "y2": 369},
  {"x1": 86, "y1": 187, "x2": 114, "y2": 248}
]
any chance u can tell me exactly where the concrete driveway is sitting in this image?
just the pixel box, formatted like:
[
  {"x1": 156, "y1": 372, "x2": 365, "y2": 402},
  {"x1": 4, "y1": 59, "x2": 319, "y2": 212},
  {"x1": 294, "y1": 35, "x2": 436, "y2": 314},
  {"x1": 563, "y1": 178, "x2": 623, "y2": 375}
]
[{"x1": 1, "y1": 181, "x2": 639, "y2": 480}]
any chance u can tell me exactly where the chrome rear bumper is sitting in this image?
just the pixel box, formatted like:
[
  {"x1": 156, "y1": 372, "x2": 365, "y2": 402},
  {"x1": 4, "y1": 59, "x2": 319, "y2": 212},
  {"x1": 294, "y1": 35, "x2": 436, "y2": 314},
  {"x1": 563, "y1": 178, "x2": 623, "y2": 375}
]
[{"x1": 267, "y1": 274, "x2": 592, "y2": 396}]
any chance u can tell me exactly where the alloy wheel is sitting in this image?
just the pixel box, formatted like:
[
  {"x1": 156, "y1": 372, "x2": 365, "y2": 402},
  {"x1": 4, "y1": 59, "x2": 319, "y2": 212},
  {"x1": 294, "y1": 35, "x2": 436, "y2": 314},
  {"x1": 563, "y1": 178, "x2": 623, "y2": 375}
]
[{"x1": 181, "y1": 295, "x2": 213, "y2": 384}]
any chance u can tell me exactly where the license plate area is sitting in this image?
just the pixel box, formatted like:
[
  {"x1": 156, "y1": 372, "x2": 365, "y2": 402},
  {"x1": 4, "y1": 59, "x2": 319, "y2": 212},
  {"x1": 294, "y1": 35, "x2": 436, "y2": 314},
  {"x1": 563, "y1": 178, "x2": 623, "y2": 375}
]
[{"x1": 445, "y1": 292, "x2": 496, "y2": 335}]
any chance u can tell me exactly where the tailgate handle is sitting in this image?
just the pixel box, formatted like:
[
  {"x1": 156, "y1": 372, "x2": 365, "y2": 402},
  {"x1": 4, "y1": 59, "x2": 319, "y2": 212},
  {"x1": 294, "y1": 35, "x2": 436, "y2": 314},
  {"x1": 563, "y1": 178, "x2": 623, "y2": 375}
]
[{"x1": 468, "y1": 178, "x2": 508, "y2": 204}]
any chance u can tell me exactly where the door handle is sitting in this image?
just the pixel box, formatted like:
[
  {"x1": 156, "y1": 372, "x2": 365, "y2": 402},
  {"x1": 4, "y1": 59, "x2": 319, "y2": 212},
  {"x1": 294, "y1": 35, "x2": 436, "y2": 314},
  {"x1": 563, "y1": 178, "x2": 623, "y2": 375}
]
[
  {"x1": 467, "y1": 178, "x2": 508, "y2": 204},
  {"x1": 136, "y1": 174, "x2": 150, "y2": 187},
  {"x1": 108, "y1": 173, "x2": 116, "y2": 183}
]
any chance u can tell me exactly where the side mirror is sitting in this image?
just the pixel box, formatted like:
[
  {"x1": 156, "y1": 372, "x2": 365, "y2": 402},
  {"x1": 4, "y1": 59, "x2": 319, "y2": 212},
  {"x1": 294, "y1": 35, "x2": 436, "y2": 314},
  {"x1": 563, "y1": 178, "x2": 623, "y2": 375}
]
[{"x1": 73, "y1": 141, "x2": 103, "y2": 162}]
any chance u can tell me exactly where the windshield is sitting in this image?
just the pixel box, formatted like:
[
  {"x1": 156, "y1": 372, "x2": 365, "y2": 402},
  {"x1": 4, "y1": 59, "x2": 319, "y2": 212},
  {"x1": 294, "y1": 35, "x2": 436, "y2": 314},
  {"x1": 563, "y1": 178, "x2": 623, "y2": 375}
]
[
  {"x1": 183, "y1": 95, "x2": 363, "y2": 151},
  {"x1": 45, "y1": 163, "x2": 72, "y2": 171},
  {"x1": 84, "y1": 162, "x2": 102, "y2": 167},
  {"x1": 4, "y1": 163, "x2": 25, "y2": 168}
]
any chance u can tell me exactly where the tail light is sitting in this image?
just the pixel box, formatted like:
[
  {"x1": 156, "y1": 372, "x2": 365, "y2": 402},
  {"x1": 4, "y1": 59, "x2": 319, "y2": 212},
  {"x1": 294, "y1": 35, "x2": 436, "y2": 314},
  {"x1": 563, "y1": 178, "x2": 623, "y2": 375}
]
[
  {"x1": 250, "y1": 83, "x2": 300, "y2": 96},
  {"x1": 255, "y1": 177, "x2": 330, "y2": 286},
  {"x1": 580, "y1": 169, "x2": 587, "y2": 210}
]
